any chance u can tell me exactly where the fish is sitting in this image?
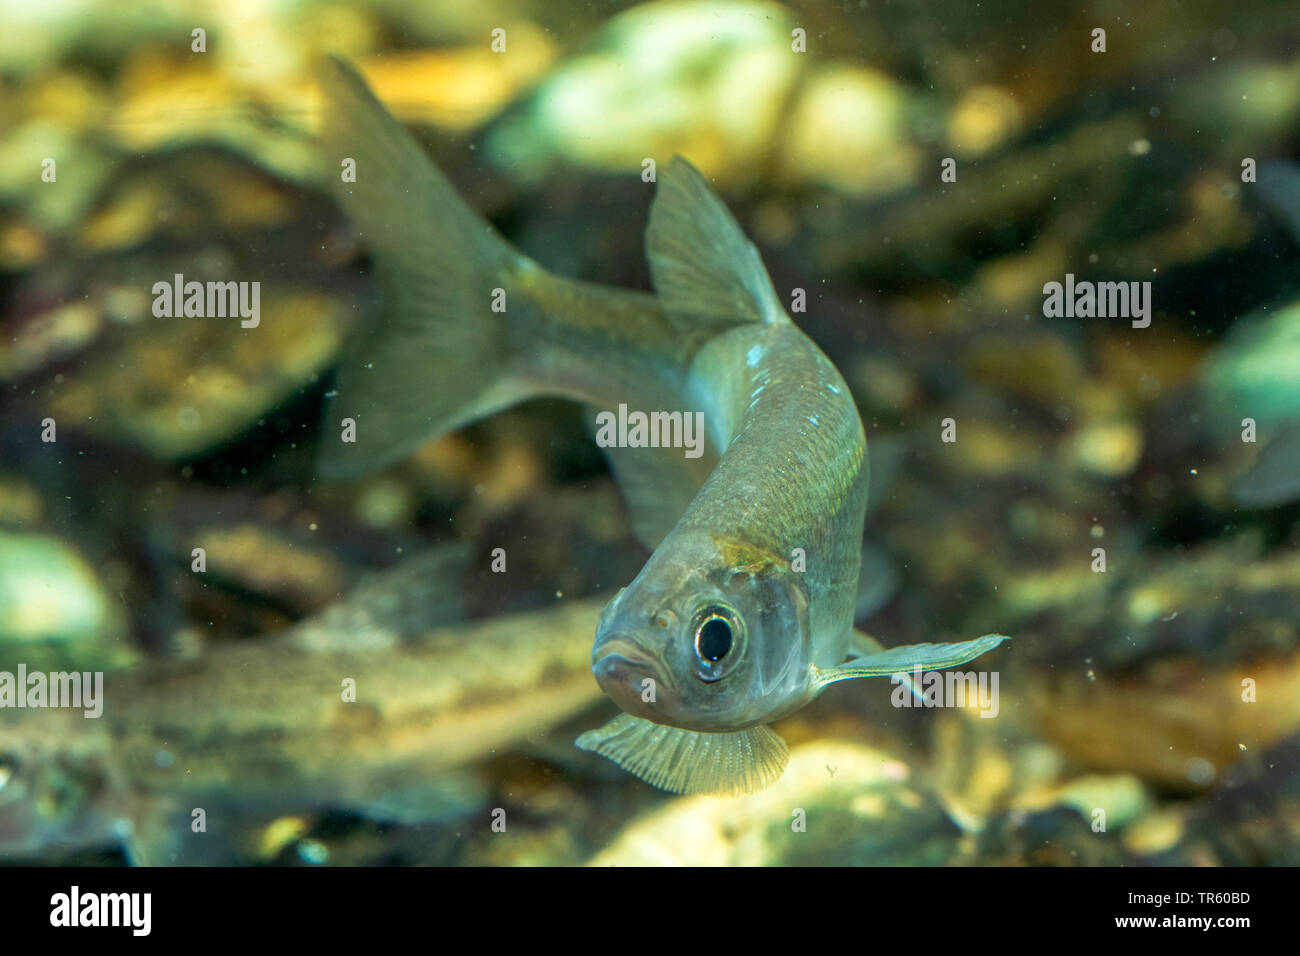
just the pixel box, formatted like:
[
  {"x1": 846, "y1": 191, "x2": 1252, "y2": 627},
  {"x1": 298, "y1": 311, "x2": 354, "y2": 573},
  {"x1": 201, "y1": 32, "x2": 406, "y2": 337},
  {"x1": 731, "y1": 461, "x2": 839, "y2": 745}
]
[
  {"x1": 1200, "y1": 160, "x2": 1300, "y2": 507},
  {"x1": 0, "y1": 556, "x2": 605, "y2": 864},
  {"x1": 315, "y1": 57, "x2": 1008, "y2": 796}
]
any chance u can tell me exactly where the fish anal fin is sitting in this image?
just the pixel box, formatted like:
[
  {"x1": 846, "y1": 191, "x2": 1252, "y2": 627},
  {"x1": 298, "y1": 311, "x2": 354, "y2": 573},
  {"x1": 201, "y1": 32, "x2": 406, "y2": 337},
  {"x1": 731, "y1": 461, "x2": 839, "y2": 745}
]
[
  {"x1": 855, "y1": 540, "x2": 900, "y2": 619},
  {"x1": 848, "y1": 628, "x2": 885, "y2": 659},
  {"x1": 584, "y1": 409, "x2": 716, "y2": 551},
  {"x1": 575, "y1": 713, "x2": 788, "y2": 795}
]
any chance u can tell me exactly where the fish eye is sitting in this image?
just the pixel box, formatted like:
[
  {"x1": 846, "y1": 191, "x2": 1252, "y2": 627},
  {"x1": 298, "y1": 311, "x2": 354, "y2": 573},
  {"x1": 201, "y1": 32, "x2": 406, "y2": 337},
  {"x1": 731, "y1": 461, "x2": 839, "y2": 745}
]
[
  {"x1": 696, "y1": 616, "x2": 733, "y2": 661},
  {"x1": 692, "y1": 606, "x2": 743, "y2": 681}
]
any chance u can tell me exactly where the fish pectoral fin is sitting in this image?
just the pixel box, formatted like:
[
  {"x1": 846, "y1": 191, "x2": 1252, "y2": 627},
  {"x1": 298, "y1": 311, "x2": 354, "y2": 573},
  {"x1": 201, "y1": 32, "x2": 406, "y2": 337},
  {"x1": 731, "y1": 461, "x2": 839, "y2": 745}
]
[
  {"x1": 815, "y1": 634, "x2": 1010, "y2": 690},
  {"x1": 575, "y1": 713, "x2": 788, "y2": 795},
  {"x1": 646, "y1": 156, "x2": 786, "y2": 328},
  {"x1": 848, "y1": 628, "x2": 922, "y2": 702}
]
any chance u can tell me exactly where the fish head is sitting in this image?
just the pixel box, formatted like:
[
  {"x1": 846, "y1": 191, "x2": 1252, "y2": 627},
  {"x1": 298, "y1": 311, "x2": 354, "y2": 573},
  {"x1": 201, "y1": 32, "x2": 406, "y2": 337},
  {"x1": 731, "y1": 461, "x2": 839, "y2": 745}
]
[
  {"x1": 0, "y1": 713, "x2": 124, "y2": 859},
  {"x1": 591, "y1": 532, "x2": 813, "y2": 732}
]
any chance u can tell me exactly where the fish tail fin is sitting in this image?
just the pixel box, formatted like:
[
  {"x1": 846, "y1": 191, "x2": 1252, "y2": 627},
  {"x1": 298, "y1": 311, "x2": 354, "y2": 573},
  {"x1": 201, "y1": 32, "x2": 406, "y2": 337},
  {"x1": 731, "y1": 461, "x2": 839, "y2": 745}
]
[{"x1": 315, "y1": 56, "x2": 544, "y2": 478}]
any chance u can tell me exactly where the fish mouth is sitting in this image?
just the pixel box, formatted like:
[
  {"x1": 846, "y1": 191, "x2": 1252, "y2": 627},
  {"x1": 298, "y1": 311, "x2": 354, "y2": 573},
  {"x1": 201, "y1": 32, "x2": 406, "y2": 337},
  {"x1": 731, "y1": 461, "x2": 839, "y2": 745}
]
[{"x1": 591, "y1": 639, "x2": 675, "y2": 719}]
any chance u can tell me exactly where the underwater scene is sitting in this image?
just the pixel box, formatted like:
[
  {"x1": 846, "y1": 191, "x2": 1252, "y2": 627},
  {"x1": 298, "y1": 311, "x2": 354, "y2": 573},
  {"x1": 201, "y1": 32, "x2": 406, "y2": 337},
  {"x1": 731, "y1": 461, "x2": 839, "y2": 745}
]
[{"x1": 0, "y1": 0, "x2": 1298, "y2": 869}]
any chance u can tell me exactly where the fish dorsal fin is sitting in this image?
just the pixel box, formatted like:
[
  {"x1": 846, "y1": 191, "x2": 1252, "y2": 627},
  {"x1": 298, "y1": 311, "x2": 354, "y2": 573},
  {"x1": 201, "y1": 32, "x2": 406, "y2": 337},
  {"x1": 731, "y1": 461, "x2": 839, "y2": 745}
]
[
  {"x1": 646, "y1": 156, "x2": 786, "y2": 328},
  {"x1": 575, "y1": 713, "x2": 788, "y2": 795},
  {"x1": 287, "y1": 543, "x2": 473, "y2": 652},
  {"x1": 815, "y1": 634, "x2": 1010, "y2": 690}
]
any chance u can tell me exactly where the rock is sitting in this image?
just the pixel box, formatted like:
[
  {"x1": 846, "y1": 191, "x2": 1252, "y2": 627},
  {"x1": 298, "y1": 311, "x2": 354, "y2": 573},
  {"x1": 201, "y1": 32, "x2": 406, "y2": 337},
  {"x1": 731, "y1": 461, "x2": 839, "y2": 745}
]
[
  {"x1": 486, "y1": 1, "x2": 801, "y2": 183},
  {"x1": 1063, "y1": 420, "x2": 1145, "y2": 478},
  {"x1": 0, "y1": 302, "x2": 102, "y2": 384},
  {"x1": 968, "y1": 806, "x2": 1134, "y2": 865},
  {"x1": 1158, "y1": 733, "x2": 1300, "y2": 865},
  {"x1": 1028, "y1": 646, "x2": 1300, "y2": 792},
  {"x1": 587, "y1": 741, "x2": 961, "y2": 866},
  {"x1": 49, "y1": 291, "x2": 349, "y2": 460},
  {"x1": 780, "y1": 65, "x2": 922, "y2": 197},
  {"x1": 0, "y1": 531, "x2": 134, "y2": 671}
]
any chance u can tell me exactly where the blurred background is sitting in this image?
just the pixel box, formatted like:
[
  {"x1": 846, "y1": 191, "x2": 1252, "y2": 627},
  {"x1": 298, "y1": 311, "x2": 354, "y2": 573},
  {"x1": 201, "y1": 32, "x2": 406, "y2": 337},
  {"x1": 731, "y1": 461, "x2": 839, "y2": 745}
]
[{"x1": 1, "y1": 0, "x2": 1298, "y2": 865}]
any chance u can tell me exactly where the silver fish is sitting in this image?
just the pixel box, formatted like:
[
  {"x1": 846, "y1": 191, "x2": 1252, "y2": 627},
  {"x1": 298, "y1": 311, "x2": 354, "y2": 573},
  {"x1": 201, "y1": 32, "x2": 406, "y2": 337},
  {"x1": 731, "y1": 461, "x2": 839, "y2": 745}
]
[
  {"x1": 316, "y1": 57, "x2": 1008, "y2": 795},
  {"x1": 0, "y1": 564, "x2": 604, "y2": 864}
]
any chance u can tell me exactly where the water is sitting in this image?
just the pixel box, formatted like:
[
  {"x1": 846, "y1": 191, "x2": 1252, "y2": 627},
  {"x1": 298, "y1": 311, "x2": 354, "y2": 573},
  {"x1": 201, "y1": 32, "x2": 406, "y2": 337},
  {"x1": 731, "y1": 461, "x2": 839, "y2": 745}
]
[{"x1": 0, "y1": 0, "x2": 1298, "y2": 866}]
